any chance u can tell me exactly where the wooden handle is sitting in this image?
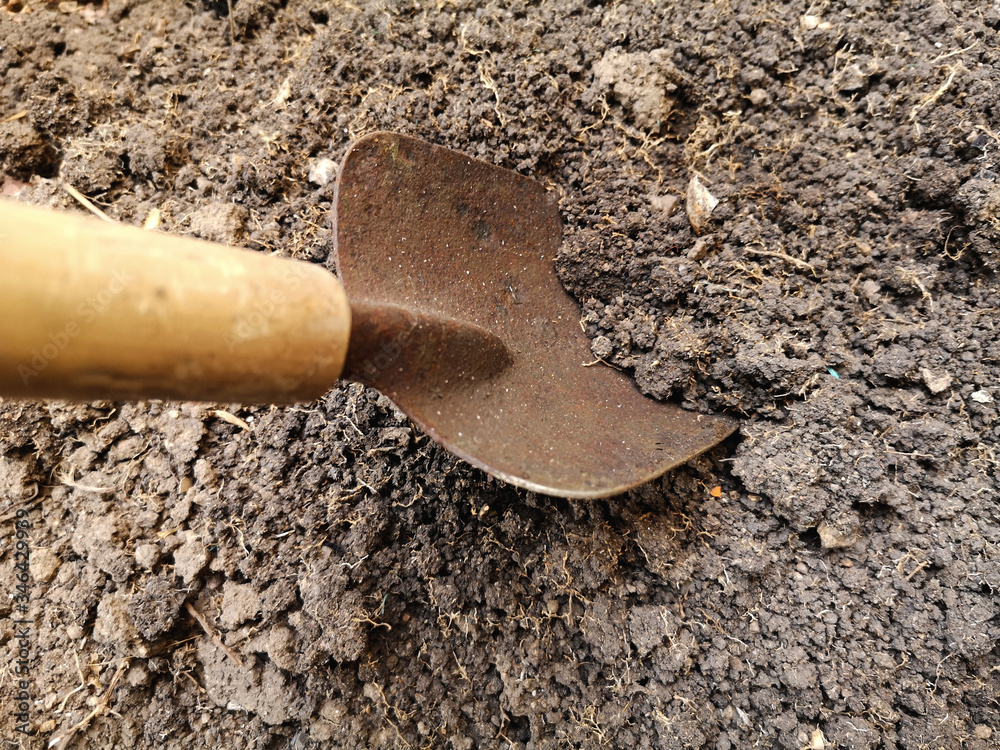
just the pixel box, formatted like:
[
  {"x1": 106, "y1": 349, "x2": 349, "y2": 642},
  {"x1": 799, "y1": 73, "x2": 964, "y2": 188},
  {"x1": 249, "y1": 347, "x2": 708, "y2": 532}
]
[{"x1": 0, "y1": 200, "x2": 350, "y2": 404}]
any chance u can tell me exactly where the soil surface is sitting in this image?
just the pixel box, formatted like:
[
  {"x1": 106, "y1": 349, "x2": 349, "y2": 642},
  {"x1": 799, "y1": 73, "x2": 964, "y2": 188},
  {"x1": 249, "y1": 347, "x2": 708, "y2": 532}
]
[{"x1": 2, "y1": 1, "x2": 999, "y2": 748}]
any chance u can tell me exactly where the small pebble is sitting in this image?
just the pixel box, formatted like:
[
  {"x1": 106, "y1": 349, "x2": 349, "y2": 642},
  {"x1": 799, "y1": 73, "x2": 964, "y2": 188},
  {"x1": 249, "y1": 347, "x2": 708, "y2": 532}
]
[
  {"x1": 649, "y1": 193, "x2": 678, "y2": 215},
  {"x1": 686, "y1": 174, "x2": 719, "y2": 235},
  {"x1": 308, "y1": 158, "x2": 338, "y2": 186}
]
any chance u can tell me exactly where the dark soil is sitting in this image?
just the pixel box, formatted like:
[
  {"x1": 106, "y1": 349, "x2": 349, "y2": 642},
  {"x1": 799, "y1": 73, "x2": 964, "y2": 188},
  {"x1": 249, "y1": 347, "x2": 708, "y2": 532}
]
[{"x1": 2, "y1": 1, "x2": 999, "y2": 748}]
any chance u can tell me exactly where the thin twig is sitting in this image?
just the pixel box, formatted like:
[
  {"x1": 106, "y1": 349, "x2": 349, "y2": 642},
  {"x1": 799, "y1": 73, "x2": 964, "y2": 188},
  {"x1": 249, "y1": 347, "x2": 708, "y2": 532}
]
[
  {"x1": 58, "y1": 467, "x2": 114, "y2": 494},
  {"x1": 48, "y1": 658, "x2": 130, "y2": 750},
  {"x1": 930, "y1": 40, "x2": 979, "y2": 65},
  {"x1": 1, "y1": 109, "x2": 28, "y2": 124},
  {"x1": 211, "y1": 409, "x2": 251, "y2": 432},
  {"x1": 61, "y1": 182, "x2": 115, "y2": 224},
  {"x1": 185, "y1": 602, "x2": 244, "y2": 667},
  {"x1": 582, "y1": 357, "x2": 623, "y2": 371},
  {"x1": 910, "y1": 67, "x2": 958, "y2": 123},
  {"x1": 745, "y1": 248, "x2": 817, "y2": 274},
  {"x1": 227, "y1": 0, "x2": 237, "y2": 43}
]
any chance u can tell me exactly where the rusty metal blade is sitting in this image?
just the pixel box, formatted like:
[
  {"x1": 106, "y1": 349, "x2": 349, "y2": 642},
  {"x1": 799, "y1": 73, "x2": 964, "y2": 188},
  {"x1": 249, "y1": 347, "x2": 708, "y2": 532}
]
[{"x1": 334, "y1": 132, "x2": 737, "y2": 498}]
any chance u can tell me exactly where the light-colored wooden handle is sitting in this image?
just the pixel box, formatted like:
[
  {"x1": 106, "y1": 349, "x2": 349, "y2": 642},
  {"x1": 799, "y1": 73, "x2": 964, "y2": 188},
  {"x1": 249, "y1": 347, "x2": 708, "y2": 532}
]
[{"x1": 0, "y1": 200, "x2": 350, "y2": 404}]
